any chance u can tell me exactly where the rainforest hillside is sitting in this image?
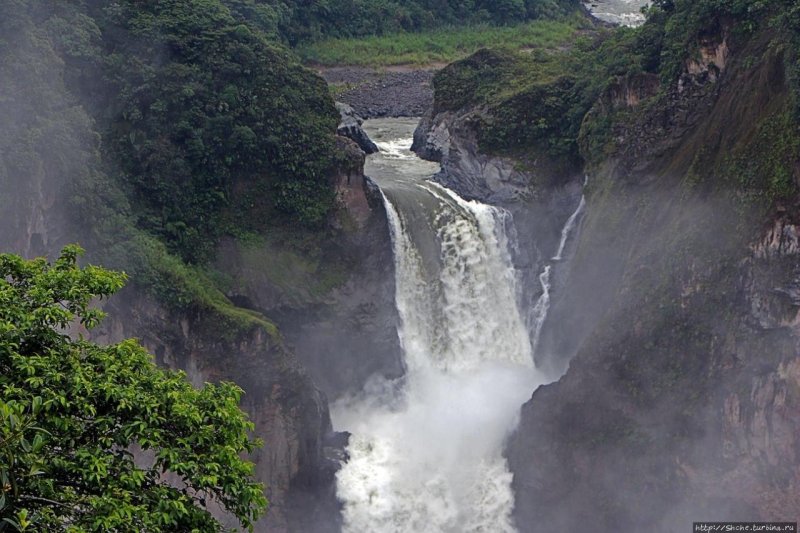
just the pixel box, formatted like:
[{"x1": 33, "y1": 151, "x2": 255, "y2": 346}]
[{"x1": 429, "y1": 0, "x2": 800, "y2": 177}]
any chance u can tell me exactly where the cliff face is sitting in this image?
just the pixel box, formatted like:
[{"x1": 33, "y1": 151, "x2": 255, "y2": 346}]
[
  {"x1": 416, "y1": 11, "x2": 800, "y2": 530},
  {"x1": 413, "y1": 108, "x2": 540, "y2": 204},
  {"x1": 89, "y1": 289, "x2": 332, "y2": 532},
  {"x1": 506, "y1": 23, "x2": 800, "y2": 531},
  {"x1": 214, "y1": 136, "x2": 402, "y2": 403}
]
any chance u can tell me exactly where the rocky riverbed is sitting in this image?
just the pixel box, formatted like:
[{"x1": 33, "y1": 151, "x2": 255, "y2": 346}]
[{"x1": 319, "y1": 67, "x2": 436, "y2": 118}]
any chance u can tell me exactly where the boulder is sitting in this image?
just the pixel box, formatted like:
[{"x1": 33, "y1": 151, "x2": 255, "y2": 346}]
[{"x1": 336, "y1": 102, "x2": 379, "y2": 154}]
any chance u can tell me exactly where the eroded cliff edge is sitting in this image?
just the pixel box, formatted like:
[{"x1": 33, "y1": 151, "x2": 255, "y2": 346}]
[{"x1": 415, "y1": 7, "x2": 800, "y2": 530}]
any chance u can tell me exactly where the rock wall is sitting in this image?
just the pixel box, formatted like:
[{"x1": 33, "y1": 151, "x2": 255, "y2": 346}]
[
  {"x1": 507, "y1": 24, "x2": 800, "y2": 532},
  {"x1": 214, "y1": 138, "x2": 402, "y2": 403},
  {"x1": 92, "y1": 289, "x2": 334, "y2": 532},
  {"x1": 413, "y1": 108, "x2": 545, "y2": 204}
]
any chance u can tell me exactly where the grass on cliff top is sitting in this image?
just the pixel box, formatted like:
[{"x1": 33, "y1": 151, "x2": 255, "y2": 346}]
[{"x1": 296, "y1": 18, "x2": 583, "y2": 67}]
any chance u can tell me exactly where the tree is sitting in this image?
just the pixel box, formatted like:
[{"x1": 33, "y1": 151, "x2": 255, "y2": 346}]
[{"x1": 0, "y1": 245, "x2": 267, "y2": 532}]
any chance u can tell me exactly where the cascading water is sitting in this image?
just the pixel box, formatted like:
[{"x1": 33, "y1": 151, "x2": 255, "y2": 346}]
[
  {"x1": 552, "y1": 196, "x2": 585, "y2": 262},
  {"x1": 531, "y1": 191, "x2": 586, "y2": 355},
  {"x1": 333, "y1": 118, "x2": 545, "y2": 532},
  {"x1": 333, "y1": 118, "x2": 587, "y2": 532}
]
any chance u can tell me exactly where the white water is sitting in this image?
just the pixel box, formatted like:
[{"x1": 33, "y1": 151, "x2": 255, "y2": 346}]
[
  {"x1": 553, "y1": 196, "x2": 586, "y2": 262},
  {"x1": 529, "y1": 266, "x2": 552, "y2": 357},
  {"x1": 334, "y1": 120, "x2": 545, "y2": 532},
  {"x1": 584, "y1": 0, "x2": 650, "y2": 26},
  {"x1": 334, "y1": 120, "x2": 588, "y2": 532},
  {"x1": 532, "y1": 188, "x2": 587, "y2": 354}
]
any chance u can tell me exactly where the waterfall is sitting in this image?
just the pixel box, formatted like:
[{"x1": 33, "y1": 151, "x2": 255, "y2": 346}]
[
  {"x1": 334, "y1": 119, "x2": 543, "y2": 533},
  {"x1": 529, "y1": 265, "x2": 551, "y2": 356},
  {"x1": 552, "y1": 196, "x2": 585, "y2": 261},
  {"x1": 531, "y1": 190, "x2": 587, "y2": 356}
]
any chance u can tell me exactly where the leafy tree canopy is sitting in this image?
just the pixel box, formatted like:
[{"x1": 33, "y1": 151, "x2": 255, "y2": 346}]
[{"x1": 0, "y1": 246, "x2": 267, "y2": 532}]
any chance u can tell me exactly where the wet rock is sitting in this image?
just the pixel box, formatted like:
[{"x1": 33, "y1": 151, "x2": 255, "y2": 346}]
[
  {"x1": 363, "y1": 175, "x2": 384, "y2": 210},
  {"x1": 336, "y1": 102, "x2": 378, "y2": 154}
]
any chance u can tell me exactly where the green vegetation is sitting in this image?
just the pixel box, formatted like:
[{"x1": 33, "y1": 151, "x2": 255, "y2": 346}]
[
  {"x1": 722, "y1": 110, "x2": 800, "y2": 201},
  {"x1": 430, "y1": 24, "x2": 660, "y2": 166},
  {"x1": 430, "y1": 0, "x2": 800, "y2": 172},
  {"x1": 234, "y1": 0, "x2": 580, "y2": 45},
  {"x1": 123, "y1": 235, "x2": 281, "y2": 340},
  {"x1": 73, "y1": 1, "x2": 339, "y2": 262},
  {"x1": 0, "y1": 246, "x2": 267, "y2": 532},
  {"x1": 0, "y1": 1, "x2": 290, "y2": 335},
  {"x1": 297, "y1": 19, "x2": 579, "y2": 66},
  {"x1": 3, "y1": 0, "x2": 344, "y2": 266}
]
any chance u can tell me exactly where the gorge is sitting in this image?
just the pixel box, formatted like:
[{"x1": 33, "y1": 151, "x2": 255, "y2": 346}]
[{"x1": 2, "y1": 0, "x2": 800, "y2": 531}]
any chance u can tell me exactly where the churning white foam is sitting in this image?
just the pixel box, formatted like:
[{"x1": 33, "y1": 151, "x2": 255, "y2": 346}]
[{"x1": 334, "y1": 175, "x2": 544, "y2": 532}]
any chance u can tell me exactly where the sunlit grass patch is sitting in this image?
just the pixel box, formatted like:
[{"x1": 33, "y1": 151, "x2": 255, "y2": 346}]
[{"x1": 297, "y1": 18, "x2": 584, "y2": 67}]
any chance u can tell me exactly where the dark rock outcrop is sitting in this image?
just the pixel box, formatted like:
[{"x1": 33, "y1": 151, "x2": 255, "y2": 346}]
[
  {"x1": 336, "y1": 102, "x2": 378, "y2": 154},
  {"x1": 413, "y1": 108, "x2": 542, "y2": 203}
]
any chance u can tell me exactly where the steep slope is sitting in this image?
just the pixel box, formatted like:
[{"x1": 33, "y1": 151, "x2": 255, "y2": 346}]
[{"x1": 509, "y1": 19, "x2": 800, "y2": 529}]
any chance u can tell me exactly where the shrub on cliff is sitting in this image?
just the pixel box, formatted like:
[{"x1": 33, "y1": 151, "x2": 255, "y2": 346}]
[{"x1": 0, "y1": 246, "x2": 267, "y2": 531}]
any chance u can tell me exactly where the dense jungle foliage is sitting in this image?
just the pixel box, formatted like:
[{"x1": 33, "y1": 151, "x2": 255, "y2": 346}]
[
  {"x1": 0, "y1": 0, "x2": 332, "y2": 360},
  {"x1": 2, "y1": 0, "x2": 342, "y2": 266},
  {"x1": 74, "y1": 1, "x2": 339, "y2": 262},
  {"x1": 234, "y1": 0, "x2": 581, "y2": 44}
]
